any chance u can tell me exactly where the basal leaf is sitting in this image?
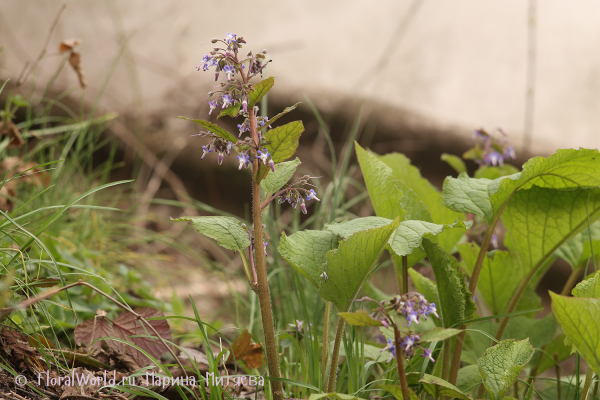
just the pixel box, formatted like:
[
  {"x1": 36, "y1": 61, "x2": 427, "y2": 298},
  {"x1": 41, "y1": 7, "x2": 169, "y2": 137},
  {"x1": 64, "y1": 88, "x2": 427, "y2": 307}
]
[
  {"x1": 278, "y1": 230, "x2": 340, "y2": 288},
  {"x1": 259, "y1": 102, "x2": 300, "y2": 132},
  {"x1": 248, "y1": 77, "x2": 274, "y2": 108},
  {"x1": 550, "y1": 292, "x2": 600, "y2": 374},
  {"x1": 261, "y1": 157, "x2": 301, "y2": 194},
  {"x1": 419, "y1": 327, "x2": 462, "y2": 343},
  {"x1": 355, "y1": 143, "x2": 405, "y2": 220},
  {"x1": 419, "y1": 374, "x2": 472, "y2": 400},
  {"x1": 172, "y1": 216, "x2": 250, "y2": 252},
  {"x1": 395, "y1": 181, "x2": 432, "y2": 222},
  {"x1": 380, "y1": 385, "x2": 419, "y2": 400},
  {"x1": 474, "y1": 165, "x2": 520, "y2": 180},
  {"x1": 217, "y1": 102, "x2": 241, "y2": 119},
  {"x1": 502, "y1": 187, "x2": 600, "y2": 275},
  {"x1": 459, "y1": 243, "x2": 524, "y2": 315},
  {"x1": 423, "y1": 239, "x2": 476, "y2": 328},
  {"x1": 74, "y1": 315, "x2": 118, "y2": 352},
  {"x1": 572, "y1": 273, "x2": 600, "y2": 298},
  {"x1": 441, "y1": 153, "x2": 467, "y2": 175},
  {"x1": 176, "y1": 117, "x2": 238, "y2": 143},
  {"x1": 442, "y1": 173, "x2": 496, "y2": 222},
  {"x1": 477, "y1": 339, "x2": 534, "y2": 400},
  {"x1": 535, "y1": 334, "x2": 572, "y2": 374},
  {"x1": 338, "y1": 310, "x2": 383, "y2": 327},
  {"x1": 318, "y1": 218, "x2": 400, "y2": 312},
  {"x1": 325, "y1": 217, "x2": 391, "y2": 238},
  {"x1": 264, "y1": 121, "x2": 304, "y2": 163},
  {"x1": 456, "y1": 364, "x2": 482, "y2": 393}
]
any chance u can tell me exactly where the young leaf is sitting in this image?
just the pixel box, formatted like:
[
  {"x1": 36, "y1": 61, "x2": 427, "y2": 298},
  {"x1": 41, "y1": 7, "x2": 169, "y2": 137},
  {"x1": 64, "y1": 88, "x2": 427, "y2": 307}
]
[
  {"x1": 264, "y1": 121, "x2": 304, "y2": 163},
  {"x1": 419, "y1": 374, "x2": 472, "y2": 400},
  {"x1": 355, "y1": 143, "x2": 405, "y2": 220},
  {"x1": 172, "y1": 216, "x2": 250, "y2": 252},
  {"x1": 218, "y1": 102, "x2": 241, "y2": 119},
  {"x1": 477, "y1": 339, "x2": 534, "y2": 400},
  {"x1": 278, "y1": 230, "x2": 340, "y2": 288},
  {"x1": 338, "y1": 310, "x2": 383, "y2": 327},
  {"x1": 441, "y1": 153, "x2": 467, "y2": 175},
  {"x1": 248, "y1": 76, "x2": 274, "y2": 108},
  {"x1": 422, "y1": 239, "x2": 476, "y2": 328},
  {"x1": 572, "y1": 273, "x2": 600, "y2": 298},
  {"x1": 442, "y1": 173, "x2": 496, "y2": 222},
  {"x1": 259, "y1": 102, "x2": 300, "y2": 132},
  {"x1": 419, "y1": 327, "x2": 462, "y2": 343},
  {"x1": 318, "y1": 218, "x2": 400, "y2": 312},
  {"x1": 176, "y1": 117, "x2": 238, "y2": 143},
  {"x1": 261, "y1": 157, "x2": 301, "y2": 194},
  {"x1": 551, "y1": 292, "x2": 600, "y2": 374}
]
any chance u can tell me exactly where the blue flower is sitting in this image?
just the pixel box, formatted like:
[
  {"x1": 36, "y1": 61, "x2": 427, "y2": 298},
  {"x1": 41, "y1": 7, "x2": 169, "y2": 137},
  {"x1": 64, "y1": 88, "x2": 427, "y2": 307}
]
[
  {"x1": 223, "y1": 65, "x2": 235, "y2": 81},
  {"x1": 256, "y1": 149, "x2": 272, "y2": 167},
  {"x1": 381, "y1": 339, "x2": 396, "y2": 362},
  {"x1": 424, "y1": 303, "x2": 439, "y2": 319},
  {"x1": 201, "y1": 145, "x2": 213, "y2": 159},
  {"x1": 401, "y1": 335, "x2": 416, "y2": 352},
  {"x1": 306, "y1": 189, "x2": 320, "y2": 202},
  {"x1": 222, "y1": 94, "x2": 234, "y2": 108},
  {"x1": 225, "y1": 32, "x2": 237, "y2": 44},
  {"x1": 407, "y1": 310, "x2": 419, "y2": 327},
  {"x1": 503, "y1": 146, "x2": 516, "y2": 159},
  {"x1": 421, "y1": 348, "x2": 435, "y2": 363},
  {"x1": 237, "y1": 154, "x2": 251, "y2": 170},
  {"x1": 208, "y1": 101, "x2": 217, "y2": 115}
]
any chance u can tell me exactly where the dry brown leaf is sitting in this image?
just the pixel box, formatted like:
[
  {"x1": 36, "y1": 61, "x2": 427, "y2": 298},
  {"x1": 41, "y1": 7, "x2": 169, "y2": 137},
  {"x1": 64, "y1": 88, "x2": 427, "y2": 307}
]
[
  {"x1": 74, "y1": 314, "x2": 123, "y2": 354},
  {"x1": 58, "y1": 38, "x2": 82, "y2": 53},
  {"x1": 0, "y1": 120, "x2": 25, "y2": 149},
  {"x1": 27, "y1": 334, "x2": 55, "y2": 349},
  {"x1": 226, "y1": 330, "x2": 264, "y2": 369},
  {"x1": 68, "y1": 51, "x2": 87, "y2": 88},
  {"x1": 28, "y1": 277, "x2": 61, "y2": 288}
]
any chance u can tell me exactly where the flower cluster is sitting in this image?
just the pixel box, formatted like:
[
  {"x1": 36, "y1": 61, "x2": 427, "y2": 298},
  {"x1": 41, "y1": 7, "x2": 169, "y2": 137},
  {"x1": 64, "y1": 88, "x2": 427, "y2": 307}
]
[
  {"x1": 201, "y1": 137, "x2": 232, "y2": 165},
  {"x1": 278, "y1": 188, "x2": 321, "y2": 214},
  {"x1": 465, "y1": 128, "x2": 516, "y2": 167},
  {"x1": 391, "y1": 292, "x2": 439, "y2": 327}
]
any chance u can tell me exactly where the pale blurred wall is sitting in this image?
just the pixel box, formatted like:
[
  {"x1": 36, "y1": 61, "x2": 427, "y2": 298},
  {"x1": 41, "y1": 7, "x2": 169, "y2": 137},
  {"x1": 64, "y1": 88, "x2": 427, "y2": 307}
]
[{"x1": 1, "y1": 0, "x2": 600, "y2": 153}]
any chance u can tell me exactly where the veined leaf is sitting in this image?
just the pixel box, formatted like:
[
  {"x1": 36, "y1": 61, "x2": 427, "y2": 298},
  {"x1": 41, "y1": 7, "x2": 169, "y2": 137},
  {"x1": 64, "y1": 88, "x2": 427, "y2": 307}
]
[
  {"x1": 419, "y1": 374, "x2": 472, "y2": 400},
  {"x1": 456, "y1": 365, "x2": 482, "y2": 393},
  {"x1": 278, "y1": 230, "x2": 340, "y2": 288},
  {"x1": 259, "y1": 102, "x2": 300, "y2": 132},
  {"x1": 477, "y1": 339, "x2": 534, "y2": 400},
  {"x1": 264, "y1": 121, "x2": 304, "y2": 162},
  {"x1": 318, "y1": 218, "x2": 400, "y2": 312},
  {"x1": 419, "y1": 327, "x2": 462, "y2": 343},
  {"x1": 395, "y1": 181, "x2": 432, "y2": 222},
  {"x1": 535, "y1": 334, "x2": 572, "y2": 374},
  {"x1": 176, "y1": 117, "x2": 237, "y2": 143},
  {"x1": 172, "y1": 216, "x2": 250, "y2": 252},
  {"x1": 442, "y1": 173, "x2": 496, "y2": 222},
  {"x1": 380, "y1": 384, "x2": 419, "y2": 400},
  {"x1": 248, "y1": 77, "x2": 274, "y2": 108},
  {"x1": 217, "y1": 102, "x2": 241, "y2": 119},
  {"x1": 423, "y1": 239, "x2": 476, "y2": 328},
  {"x1": 555, "y1": 220, "x2": 600, "y2": 270},
  {"x1": 338, "y1": 310, "x2": 383, "y2": 327},
  {"x1": 551, "y1": 292, "x2": 600, "y2": 374},
  {"x1": 572, "y1": 273, "x2": 600, "y2": 298},
  {"x1": 261, "y1": 157, "x2": 301, "y2": 194}
]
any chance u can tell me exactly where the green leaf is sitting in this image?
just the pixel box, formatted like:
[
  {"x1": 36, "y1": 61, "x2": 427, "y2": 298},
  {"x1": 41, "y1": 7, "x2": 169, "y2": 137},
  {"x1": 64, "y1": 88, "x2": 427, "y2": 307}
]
[
  {"x1": 419, "y1": 327, "x2": 462, "y2": 343},
  {"x1": 261, "y1": 157, "x2": 301, "y2": 194},
  {"x1": 338, "y1": 310, "x2": 383, "y2": 327},
  {"x1": 456, "y1": 364, "x2": 482, "y2": 393},
  {"x1": 419, "y1": 374, "x2": 472, "y2": 400},
  {"x1": 459, "y1": 243, "x2": 524, "y2": 315},
  {"x1": 503, "y1": 187, "x2": 600, "y2": 275},
  {"x1": 535, "y1": 334, "x2": 572, "y2": 374},
  {"x1": 422, "y1": 239, "x2": 476, "y2": 328},
  {"x1": 259, "y1": 102, "x2": 300, "y2": 132},
  {"x1": 171, "y1": 216, "x2": 249, "y2": 252},
  {"x1": 474, "y1": 165, "x2": 520, "y2": 180},
  {"x1": 217, "y1": 102, "x2": 241, "y2": 119},
  {"x1": 477, "y1": 339, "x2": 534, "y2": 400},
  {"x1": 338, "y1": 343, "x2": 385, "y2": 361},
  {"x1": 572, "y1": 273, "x2": 600, "y2": 298},
  {"x1": 264, "y1": 121, "x2": 304, "y2": 163},
  {"x1": 309, "y1": 393, "x2": 365, "y2": 400},
  {"x1": 176, "y1": 117, "x2": 237, "y2": 143},
  {"x1": 442, "y1": 173, "x2": 496, "y2": 222},
  {"x1": 555, "y1": 220, "x2": 600, "y2": 270},
  {"x1": 395, "y1": 181, "x2": 432, "y2": 222},
  {"x1": 501, "y1": 314, "x2": 556, "y2": 353},
  {"x1": 278, "y1": 230, "x2": 340, "y2": 288},
  {"x1": 551, "y1": 292, "x2": 600, "y2": 374},
  {"x1": 355, "y1": 143, "x2": 405, "y2": 220},
  {"x1": 248, "y1": 77, "x2": 274, "y2": 108},
  {"x1": 318, "y1": 218, "x2": 400, "y2": 312},
  {"x1": 380, "y1": 385, "x2": 419, "y2": 400},
  {"x1": 441, "y1": 153, "x2": 467, "y2": 175}
]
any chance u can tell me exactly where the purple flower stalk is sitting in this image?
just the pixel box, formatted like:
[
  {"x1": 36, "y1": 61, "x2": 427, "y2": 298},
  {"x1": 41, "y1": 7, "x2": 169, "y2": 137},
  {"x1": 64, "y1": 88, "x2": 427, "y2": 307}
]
[
  {"x1": 242, "y1": 100, "x2": 248, "y2": 113},
  {"x1": 300, "y1": 201, "x2": 307, "y2": 214}
]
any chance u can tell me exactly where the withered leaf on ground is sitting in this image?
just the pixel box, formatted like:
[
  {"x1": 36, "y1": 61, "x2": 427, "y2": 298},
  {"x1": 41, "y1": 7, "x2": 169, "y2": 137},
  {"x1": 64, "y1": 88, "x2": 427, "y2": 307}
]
[
  {"x1": 27, "y1": 334, "x2": 55, "y2": 349},
  {"x1": 0, "y1": 120, "x2": 25, "y2": 149},
  {"x1": 226, "y1": 330, "x2": 264, "y2": 369},
  {"x1": 74, "y1": 313, "x2": 123, "y2": 353},
  {"x1": 0, "y1": 328, "x2": 42, "y2": 373}
]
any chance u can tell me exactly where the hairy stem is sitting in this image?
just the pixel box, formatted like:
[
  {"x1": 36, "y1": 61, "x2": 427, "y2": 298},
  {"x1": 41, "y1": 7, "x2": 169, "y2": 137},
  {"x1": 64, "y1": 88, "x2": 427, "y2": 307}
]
[
  {"x1": 394, "y1": 324, "x2": 411, "y2": 400},
  {"x1": 327, "y1": 317, "x2": 346, "y2": 393},
  {"x1": 322, "y1": 301, "x2": 332, "y2": 379},
  {"x1": 249, "y1": 107, "x2": 283, "y2": 400}
]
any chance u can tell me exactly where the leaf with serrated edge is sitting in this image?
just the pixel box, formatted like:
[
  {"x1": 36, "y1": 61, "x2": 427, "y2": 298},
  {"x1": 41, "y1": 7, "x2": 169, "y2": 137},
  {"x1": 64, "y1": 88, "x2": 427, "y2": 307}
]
[
  {"x1": 419, "y1": 328, "x2": 462, "y2": 343},
  {"x1": 423, "y1": 239, "x2": 476, "y2": 328},
  {"x1": 113, "y1": 308, "x2": 172, "y2": 367},
  {"x1": 551, "y1": 292, "x2": 600, "y2": 374},
  {"x1": 419, "y1": 374, "x2": 472, "y2": 400},
  {"x1": 176, "y1": 117, "x2": 237, "y2": 143},
  {"x1": 338, "y1": 310, "x2": 383, "y2": 326},
  {"x1": 318, "y1": 218, "x2": 400, "y2": 312},
  {"x1": 477, "y1": 339, "x2": 534, "y2": 400},
  {"x1": 249, "y1": 77, "x2": 274, "y2": 108},
  {"x1": 218, "y1": 102, "x2": 241, "y2": 119},
  {"x1": 259, "y1": 102, "x2": 300, "y2": 132},
  {"x1": 572, "y1": 273, "x2": 600, "y2": 298},
  {"x1": 264, "y1": 121, "x2": 303, "y2": 163},
  {"x1": 262, "y1": 157, "x2": 300, "y2": 194},
  {"x1": 173, "y1": 216, "x2": 250, "y2": 252},
  {"x1": 443, "y1": 173, "x2": 496, "y2": 222},
  {"x1": 278, "y1": 230, "x2": 340, "y2": 288}
]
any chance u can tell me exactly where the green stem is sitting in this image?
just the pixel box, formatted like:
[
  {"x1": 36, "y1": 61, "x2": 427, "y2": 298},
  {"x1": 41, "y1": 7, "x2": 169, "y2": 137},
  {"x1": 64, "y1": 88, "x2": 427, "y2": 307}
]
[
  {"x1": 393, "y1": 256, "x2": 403, "y2": 295},
  {"x1": 582, "y1": 368, "x2": 593, "y2": 400},
  {"x1": 392, "y1": 255, "x2": 409, "y2": 295},
  {"x1": 555, "y1": 353, "x2": 562, "y2": 400},
  {"x1": 441, "y1": 339, "x2": 451, "y2": 381},
  {"x1": 394, "y1": 324, "x2": 411, "y2": 400},
  {"x1": 327, "y1": 317, "x2": 346, "y2": 393},
  {"x1": 402, "y1": 255, "x2": 409, "y2": 294},
  {"x1": 249, "y1": 106, "x2": 283, "y2": 400},
  {"x1": 239, "y1": 250, "x2": 254, "y2": 285},
  {"x1": 322, "y1": 301, "x2": 332, "y2": 379},
  {"x1": 561, "y1": 265, "x2": 583, "y2": 296}
]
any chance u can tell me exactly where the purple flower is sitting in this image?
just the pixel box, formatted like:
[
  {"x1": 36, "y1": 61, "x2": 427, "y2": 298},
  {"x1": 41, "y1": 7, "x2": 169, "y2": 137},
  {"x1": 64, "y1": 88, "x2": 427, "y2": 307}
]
[
  {"x1": 320, "y1": 271, "x2": 328, "y2": 281},
  {"x1": 484, "y1": 151, "x2": 503, "y2": 166},
  {"x1": 296, "y1": 320, "x2": 303, "y2": 332},
  {"x1": 208, "y1": 101, "x2": 217, "y2": 115},
  {"x1": 256, "y1": 149, "x2": 271, "y2": 166},
  {"x1": 222, "y1": 94, "x2": 234, "y2": 108},
  {"x1": 300, "y1": 201, "x2": 307, "y2": 214},
  {"x1": 421, "y1": 348, "x2": 435, "y2": 363},
  {"x1": 201, "y1": 145, "x2": 213, "y2": 159},
  {"x1": 381, "y1": 339, "x2": 396, "y2": 362},
  {"x1": 225, "y1": 32, "x2": 237, "y2": 44},
  {"x1": 407, "y1": 311, "x2": 419, "y2": 327},
  {"x1": 237, "y1": 154, "x2": 251, "y2": 170},
  {"x1": 242, "y1": 100, "x2": 248, "y2": 113},
  {"x1": 264, "y1": 241, "x2": 268, "y2": 255},
  {"x1": 269, "y1": 158, "x2": 275, "y2": 172},
  {"x1": 306, "y1": 189, "x2": 320, "y2": 202},
  {"x1": 400, "y1": 336, "x2": 415, "y2": 352},
  {"x1": 380, "y1": 319, "x2": 389, "y2": 328},
  {"x1": 491, "y1": 234, "x2": 499, "y2": 249},
  {"x1": 223, "y1": 65, "x2": 235, "y2": 81},
  {"x1": 504, "y1": 146, "x2": 516, "y2": 159},
  {"x1": 424, "y1": 303, "x2": 439, "y2": 319}
]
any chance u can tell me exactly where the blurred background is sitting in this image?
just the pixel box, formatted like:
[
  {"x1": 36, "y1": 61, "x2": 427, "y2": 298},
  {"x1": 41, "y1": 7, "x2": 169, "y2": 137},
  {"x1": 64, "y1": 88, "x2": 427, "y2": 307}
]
[{"x1": 1, "y1": 0, "x2": 599, "y2": 320}]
